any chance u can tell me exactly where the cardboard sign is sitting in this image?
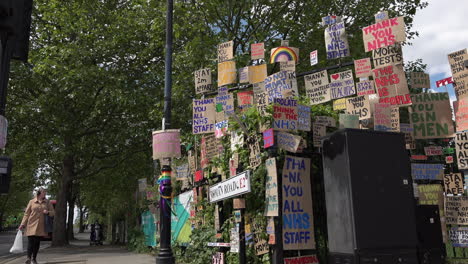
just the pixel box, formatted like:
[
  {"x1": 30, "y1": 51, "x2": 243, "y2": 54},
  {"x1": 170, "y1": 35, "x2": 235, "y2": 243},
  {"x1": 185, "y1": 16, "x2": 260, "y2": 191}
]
[
  {"x1": 255, "y1": 91, "x2": 268, "y2": 116},
  {"x1": 436, "y1": 77, "x2": 453, "y2": 87},
  {"x1": 249, "y1": 64, "x2": 267, "y2": 84},
  {"x1": 282, "y1": 156, "x2": 314, "y2": 250},
  {"x1": 446, "y1": 196, "x2": 468, "y2": 225},
  {"x1": 248, "y1": 137, "x2": 262, "y2": 169},
  {"x1": 212, "y1": 252, "x2": 225, "y2": 264},
  {"x1": 372, "y1": 43, "x2": 403, "y2": 68},
  {"x1": 216, "y1": 87, "x2": 234, "y2": 121},
  {"x1": 193, "y1": 98, "x2": 215, "y2": 134},
  {"x1": 200, "y1": 134, "x2": 218, "y2": 169},
  {"x1": 265, "y1": 158, "x2": 279, "y2": 216},
  {"x1": 322, "y1": 15, "x2": 341, "y2": 26},
  {"x1": 239, "y1": 67, "x2": 249, "y2": 83},
  {"x1": 315, "y1": 116, "x2": 336, "y2": 127},
  {"x1": 456, "y1": 132, "x2": 468, "y2": 169},
  {"x1": 411, "y1": 163, "x2": 444, "y2": 180},
  {"x1": 374, "y1": 103, "x2": 392, "y2": 131},
  {"x1": 265, "y1": 71, "x2": 292, "y2": 104},
  {"x1": 176, "y1": 164, "x2": 189, "y2": 180},
  {"x1": 218, "y1": 40, "x2": 234, "y2": 63},
  {"x1": 215, "y1": 120, "x2": 229, "y2": 138},
  {"x1": 448, "y1": 49, "x2": 468, "y2": 98},
  {"x1": 373, "y1": 64, "x2": 411, "y2": 106},
  {"x1": 400, "y1": 123, "x2": 416, "y2": 149},
  {"x1": 195, "y1": 68, "x2": 213, "y2": 94},
  {"x1": 263, "y1": 128, "x2": 274, "y2": 148},
  {"x1": 424, "y1": 146, "x2": 443, "y2": 156},
  {"x1": 194, "y1": 170, "x2": 203, "y2": 182},
  {"x1": 312, "y1": 123, "x2": 326, "y2": 147},
  {"x1": 346, "y1": 95, "x2": 371, "y2": 120},
  {"x1": 444, "y1": 173, "x2": 464, "y2": 195},
  {"x1": 218, "y1": 61, "x2": 236, "y2": 87},
  {"x1": 375, "y1": 11, "x2": 389, "y2": 22},
  {"x1": 310, "y1": 50, "x2": 318, "y2": 66},
  {"x1": 270, "y1": 46, "x2": 299, "y2": 63},
  {"x1": 455, "y1": 98, "x2": 468, "y2": 132},
  {"x1": 305, "y1": 70, "x2": 330, "y2": 105},
  {"x1": 410, "y1": 72, "x2": 430, "y2": 89},
  {"x1": 333, "y1": 98, "x2": 347, "y2": 111},
  {"x1": 330, "y1": 79, "x2": 356, "y2": 99},
  {"x1": 362, "y1": 17, "x2": 406, "y2": 52},
  {"x1": 273, "y1": 98, "x2": 298, "y2": 131},
  {"x1": 298, "y1": 105, "x2": 311, "y2": 131},
  {"x1": 354, "y1": 58, "x2": 372, "y2": 78},
  {"x1": 324, "y1": 22, "x2": 350, "y2": 59},
  {"x1": 280, "y1": 61, "x2": 295, "y2": 73},
  {"x1": 230, "y1": 227, "x2": 240, "y2": 253},
  {"x1": 188, "y1": 151, "x2": 197, "y2": 175},
  {"x1": 152, "y1": 129, "x2": 181, "y2": 160},
  {"x1": 251, "y1": 43, "x2": 265, "y2": 60},
  {"x1": 339, "y1": 114, "x2": 359, "y2": 129},
  {"x1": 409, "y1": 93, "x2": 454, "y2": 139},
  {"x1": 209, "y1": 171, "x2": 251, "y2": 203},
  {"x1": 450, "y1": 227, "x2": 468, "y2": 247},
  {"x1": 277, "y1": 132, "x2": 301, "y2": 153},
  {"x1": 390, "y1": 107, "x2": 400, "y2": 132},
  {"x1": 237, "y1": 91, "x2": 254, "y2": 111},
  {"x1": 418, "y1": 184, "x2": 443, "y2": 206},
  {"x1": 330, "y1": 69, "x2": 353, "y2": 82},
  {"x1": 253, "y1": 223, "x2": 269, "y2": 255},
  {"x1": 284, "y1": 255, "x2": 319, "y2": 264}
]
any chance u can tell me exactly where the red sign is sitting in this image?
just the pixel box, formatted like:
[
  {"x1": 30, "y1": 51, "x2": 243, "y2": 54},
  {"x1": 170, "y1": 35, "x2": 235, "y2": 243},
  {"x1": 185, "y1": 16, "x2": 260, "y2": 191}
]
[
  {"x1": 195, "y1": 170, "x2": 203, "y2": 182},
  {"x1": 436, "y1": 77, "x2": 453, "y2": 87},
  {"x1": 284, "y1": 255, "x2": 319, "y2": 264},
  {"x1": 446, "y1": 156, "x2": 454, "y2": 164},
  {"x1": 411, "y1": 155, "x2": 428, "y2": 161},
  {"x1": 263, "y1": 128, "x2": 274, "y2": 148},
  {"x1": 424, "y1": 146, "x2": 443, "y2": 156}
]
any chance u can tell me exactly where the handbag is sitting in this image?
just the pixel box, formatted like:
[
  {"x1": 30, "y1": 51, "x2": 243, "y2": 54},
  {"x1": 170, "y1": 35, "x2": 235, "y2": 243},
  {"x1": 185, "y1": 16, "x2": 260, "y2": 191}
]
[{"x1": 9, "y1": 230, "x2": 23, "y2": 253}]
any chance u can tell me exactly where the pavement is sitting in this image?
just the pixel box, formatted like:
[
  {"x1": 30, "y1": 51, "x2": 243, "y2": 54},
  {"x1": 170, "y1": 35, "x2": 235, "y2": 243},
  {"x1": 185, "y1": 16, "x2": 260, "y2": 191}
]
[{"x1": 0, "y1": 231, "x2": 155, "y2": 264}]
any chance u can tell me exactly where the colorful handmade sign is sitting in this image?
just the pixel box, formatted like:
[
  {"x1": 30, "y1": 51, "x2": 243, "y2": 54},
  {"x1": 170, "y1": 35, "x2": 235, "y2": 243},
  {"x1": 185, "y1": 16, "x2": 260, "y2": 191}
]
[{"x1": 270, "y1": 46, "x2": 299, "y2": 63}]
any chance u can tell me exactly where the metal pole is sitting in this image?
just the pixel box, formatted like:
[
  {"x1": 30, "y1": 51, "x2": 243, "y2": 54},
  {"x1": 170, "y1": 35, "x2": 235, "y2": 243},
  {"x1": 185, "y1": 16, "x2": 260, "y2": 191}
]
[
  {"x1": 0, "y1": 32, "x2": 13, "y2": 116},
  {"x1": 239, "y1": 207, "x2": 246, "y2": 264},
  {"x1": 156, "y1": 0, "x2": 174, "y2": 263}
]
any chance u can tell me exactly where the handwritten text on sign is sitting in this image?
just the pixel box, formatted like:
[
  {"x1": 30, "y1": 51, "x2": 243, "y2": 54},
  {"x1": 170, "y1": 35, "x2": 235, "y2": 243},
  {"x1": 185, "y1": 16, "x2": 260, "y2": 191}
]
[
  {"x1": 218, "y1": 40, "x2": 233, "y2": 62},
  {"x1": 373, "y1": 64, "x2": 411, "y2": 106},
  {"x1": 418, "y1": 184, "x2": 443, "y2": 206},
  {"x1": 372, "y1": 43, "x2": 403, "y2": 68},
  {"x1": 273, "y1": 98, "x2": 298, "y2": 131},
  {"x1": 282, "y1": 156, "x2": 315, "y2": 250},
  {"x1": 330, "y1": 79, "x2": 356, "y2": 99},
  {"x1": 265, "y1": 71, "x2": 291, "y2": 104},
  {"x1": 152, "y1": 129, "x2": 181, "y2": 160},
  {"x1": 193, "y1": 98, "x2": 215, "y2": 134},
  {"x1": 456, "y1": 132, "x2": 468, "y2": 170},
  {"x1": 354, "y1": 58, "x2": 372, "y2": 78},
  {"x1": 284, "y1": 255, "x2": 319, "y2": 264},
  {"x1": 409, "y1": 93, "x2": 454, "y2": 139},
  {"x1": 445, "y1": 196, "x2": 468, "y2": 225},
  {"x1": 251, "y1": 43, "x2": 264, "y2": 60},
  {"x1": 324, "y1": 22, "x2": 349, "y2": 59},
  {"x1": 362, "y1": 17, "x2": 406, "y2": 52},
  {"x1": 449, "y1": 227, "x2": 468, "y2": 247},
  {"x1": 448, "y1": 49, "x2": 468, "y2": 99},
  {"x1": 209, "y1": 171, "x2": 251, "y2": 203},
  {"x1": 265, "y1": 158, "x2": 279, "y2": 216},
  {"x1": 411, "y1": 163, "x2": 444, "y2": 180},
  {"x1": 194, "y1": 68, "x2": 213, "y2": 94},
  {"x1": 346, "y1": 95, "x2": 370, "y2": 120},
  {"x1": 455, "y1": 98, "x2": 468, "y2": 132},
  {"x1": 444, "y1": 173, "x2": 464, "y2": 195}
]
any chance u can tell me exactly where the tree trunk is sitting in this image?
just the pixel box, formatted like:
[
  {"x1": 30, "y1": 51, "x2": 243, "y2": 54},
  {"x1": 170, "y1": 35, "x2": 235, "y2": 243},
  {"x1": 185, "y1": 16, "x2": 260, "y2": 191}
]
[
  {"x1": 67, "y1": 193, "x2": 76, "y2": 240},
  {"x1": 52, "y1": 154, "x2": 74, "y2": 247},
  {"x1": 78, "y1": 206, "x2": 84, "y2": 233}
]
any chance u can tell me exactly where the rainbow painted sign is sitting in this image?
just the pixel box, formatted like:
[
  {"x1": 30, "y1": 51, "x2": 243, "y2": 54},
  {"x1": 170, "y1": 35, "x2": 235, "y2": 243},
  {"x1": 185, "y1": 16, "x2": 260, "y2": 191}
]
[{"x1": 270, "y1": 46, "x2": 299, "y2": 64}]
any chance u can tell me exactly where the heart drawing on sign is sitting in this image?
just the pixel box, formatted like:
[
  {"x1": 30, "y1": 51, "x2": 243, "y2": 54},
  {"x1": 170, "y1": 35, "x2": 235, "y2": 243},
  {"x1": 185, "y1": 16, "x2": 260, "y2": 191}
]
[{"x1": 331, "y1": 74, "x2": 340, "y2": 80}]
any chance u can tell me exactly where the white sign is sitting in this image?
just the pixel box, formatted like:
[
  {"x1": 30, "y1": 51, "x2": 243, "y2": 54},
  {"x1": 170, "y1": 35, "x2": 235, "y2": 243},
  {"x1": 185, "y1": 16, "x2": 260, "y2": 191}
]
[
  {"x1": 207, "y1": 242, "x2": 231, "y2": 247},
  {"x1": 310, "y1": 50, "x2": 318, "y2": 66},
  {"x1": 209, "y1": 171, "x2": 251, "y2": 203}
]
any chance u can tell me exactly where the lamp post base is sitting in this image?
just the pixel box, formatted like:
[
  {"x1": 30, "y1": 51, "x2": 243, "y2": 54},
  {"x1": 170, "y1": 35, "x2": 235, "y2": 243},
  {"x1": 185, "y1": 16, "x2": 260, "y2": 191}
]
[{"x1": 156, "y1": 249, "x2": 174, "y2": 264}]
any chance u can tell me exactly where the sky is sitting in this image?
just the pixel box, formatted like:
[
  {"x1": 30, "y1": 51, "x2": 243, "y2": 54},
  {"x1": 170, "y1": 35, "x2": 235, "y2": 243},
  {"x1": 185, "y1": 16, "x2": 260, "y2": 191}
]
[{"x1": 402, "y1": 0, "x2": 468, "y2": 102}]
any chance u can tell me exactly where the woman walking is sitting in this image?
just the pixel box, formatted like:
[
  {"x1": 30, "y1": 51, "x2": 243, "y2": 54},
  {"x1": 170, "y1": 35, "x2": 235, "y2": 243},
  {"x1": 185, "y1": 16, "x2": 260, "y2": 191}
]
[{"x1": 19, "y1": 188, "x2": 55, "y2": 264}]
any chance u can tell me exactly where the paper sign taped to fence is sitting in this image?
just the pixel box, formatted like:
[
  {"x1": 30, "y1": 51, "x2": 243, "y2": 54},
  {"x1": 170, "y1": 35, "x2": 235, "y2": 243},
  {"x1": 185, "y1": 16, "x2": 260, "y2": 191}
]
[
  {"x1": 284, "y1": 255, "x2": 319, "y2": 264},
  {"x1": 373, "y1": 64, "x2": 411, "y2": 106},
  {"x1": 273, "y1": 98, "x2": 298, "y2": 131},
  {"x1": 265, "y1": 71, "x2": 292, "y2": 104},
  {"x1": 372, "y1": 43, "x2": 403, "y2": 68},
  {"x1": 444, "y1": 173, "x2": 464, "y2": 195},
  {"x1": 195, "y1": 68, "x2": 213, "y2": 94},
  {"x1": 152, "y1": 129, "x2": 181, "y2": 160},
  {"x1": 456, "y1": 132, "x2": 468, "y2": 170},
  {"x1": 277, "y1": 132, "x2": 301, "y2": 153},
  {"x1": 330, "y1": 70, "x2": 352, "y2": 82},
  {"x1": 362, "y1": 17, "x2": 406, "y2": 52},
  {"x1": 265, "y1": 158, "x2": 279, "y2": 216},
  {"x1": 249, "y1": 64, "x2": 267, "y2": 84},
  {"x1": 218, "y1": 61, "x2": 236, "y2": 87},
  {"x1": 410, "y1": 72, "x2": 430, "y2": 89},
  {"x1": 298, "y1": 105, "x2": 311, "y2": 131},
  {"x1": 237, "y1": 91, "x2": 254, "y2": 112},
  {"x1": 411, "y1": 163, "x2": 444, "y2": 180},
  {"x1": 448, "y1": 49, "x2": 468, "y2": 99},
  {"x1": 176, "y1": 164, "x2": 189, "y2": 180},
  {"x1": 324, "y1": 22, "x2": 350, "y2": 59},
  {"x1": 418, "y1": 184, "x2": 443, "y2": 206},
  {"x1": 251, "y1": 43, "x2": 265, "y2": 60},
  {"x1": 346, "y1": 95, "x2": 371, "y2": 120},
  {"x1": 305, "y1": 70, "x2": 330, "y2": 105},
  {"x1": 455, "y1": 98, "x2": 468, "y2": 132},
  {"x1": 446, "y1": 196, "x2": 468, "y2": 225},
  {"x1": 409, "y1": 93, "x2": 454, "y2": 139},
  {"x1": 218, "y1": 40, "x2": 234, "y2": 63},
  {"x1": 449, "y1": 227, "x2": 468, "y2": 247},
  {"x1": 282, "y1": 156, "x2": 315, "y2": 250},
  {"x1": 354, "y1": 58, "x2": 372, "y2": 78},
  {"x1": 209, "y1": 171, "x2": 251, "y2": 203},
  {"x1": 330, "y1": 79, "x2": 356, "y2": 100},
  {"x1": 310, "y1": 50, "x2": 318, "y2": 66},
  {"x1": 333, "y1": 98, "x2": 347, "y2": 111}
]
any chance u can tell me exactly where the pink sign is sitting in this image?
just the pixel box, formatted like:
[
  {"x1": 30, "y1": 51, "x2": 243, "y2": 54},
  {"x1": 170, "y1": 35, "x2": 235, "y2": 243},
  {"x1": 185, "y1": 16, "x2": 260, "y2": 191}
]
[
  {"x1": 152, "y1": 129, "x2": 181, "y2": 160},
  {"x1": 263, "y1": 128, "x2": 274, "y2": 148},
  {"x1": 251, "y1": 43, "x2": 265, "y2": 60},
  {"x1": 284, "y1": 255, "x2": 319, "y2": 264}
]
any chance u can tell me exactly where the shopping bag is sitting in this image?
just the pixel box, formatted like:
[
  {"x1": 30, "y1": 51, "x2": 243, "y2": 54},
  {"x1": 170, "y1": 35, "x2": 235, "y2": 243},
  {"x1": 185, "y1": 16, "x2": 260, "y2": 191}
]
[{"x1": 9, "y1": 230, "x2": 23, "y2": 253}]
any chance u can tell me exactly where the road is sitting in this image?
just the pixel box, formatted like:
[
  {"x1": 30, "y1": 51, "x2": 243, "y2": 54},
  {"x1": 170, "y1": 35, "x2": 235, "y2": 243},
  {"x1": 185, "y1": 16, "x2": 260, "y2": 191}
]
[{"x1": 0, "y1": 231, "x2": 50, "y2": 263}]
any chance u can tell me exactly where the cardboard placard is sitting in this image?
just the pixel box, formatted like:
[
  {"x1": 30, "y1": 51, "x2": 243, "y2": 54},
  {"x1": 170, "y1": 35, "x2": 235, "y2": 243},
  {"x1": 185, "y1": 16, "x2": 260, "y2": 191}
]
[
  {"x1": 374, "y1": 103, "x2": 392, "y2": 131},
  {"x1": 273, "y1": 98, "x2": 298, "y2": 131},
  {"x1": 449, "y1": 227, "x2": 468, "y2": 247},
  {"x1": 233, "y1": 198, "x2": 246, "y2": 209},
  {"x1": 400, "y1": 123, "x2": 416, "y2": 149},
  {"x1": 248, "y1": 137, "x2": 262, "y2": 169},
  {"x1": 284, "y1": 255, "x2": 319, "y2": 264},
  {"x1": 237, "y1": 90, "x2": 254, "y2": 112},
  {"x1": 249, "y1": 64, "x2": 267, "y2": 84},
  {"x1": 315, "y1": 116, "x2": 336, "y2": 127},
  {"x1": 305, "y1": 70, "x2": 330, "y2": 105},
  {"x1": 195, "y1": 68, "x2": 213, "y2": 94},
  {"x1": 282, "y1": 156, "x2": 315, "y2": 250},
  {"x1": 354, "y1": 58, "x2": 372, "y2": 78},
  {"x1": 193, "y1": 98, "x2": 216, "y2": 134},
  {"x1": 339, "y1": 114, "x2": 359, "y2": 129},
  {"x1": 424, "y1": 146, "x2": 443, "y2": 156},
  {"x1": 270, "y1": 46, "x2": 299, "y2": 63},
  {"x1": 263, "y1": 128, "x2": 274, "y2": 148},
  {"x1": 324, "y1": 22, "x2": 350, "y2": 59},
  {"x1": 209, "y1": 171, "x2": 251, "y2": 203},
  {"x1": 230, "y1": 131, "x2": 244, "y2": 152},
  {"x1": 372, "y1": 43, "x2": 403, "y2": 68},
  {"x1": 330, "y1": 79, "x2": 356, "y2": 99},
  {"x1": 298, "y1": 105, "x2": 311, "y2": 131},
  {"x1": 200, "y1": 134, "x2": 217, "y2": 169},
  {"x1": 212, "y1": 252, "x2": 225, "y2": 264},
  {"x1": 409, "y1": 93, "x2": 454, "y2": 139},
  {"x1": 455, "y1": 98, "x2": 468, "y2": 132},
  {"x1": 333, "y1": 98, "x2": 347, "y2": 111},
  {"x1": 362, "y1": 17, "x2": 406, "y2": 52},
  {"x1": 346, "y1": 95, "x2": 371, "y2": 120},
  {"x1": 444, "y1": 173, "x2": 464, "y2": 195},
  {"x1": 218, "y1": 61, "x2": 236, "y2": 87},
  {"x1": 312, "y1": 123, "x2": 326, "y2": 147},
  {"x1": 251, "y1": 43, "x2": 265, "y2": 60},
  {"x1": 418, "y1": 184, "x2": 443, "y2": 206},
  {"x1": 176, "y1": 164, "x2": 189, "y2": 181},
  {"x1": 456, "y1": 132, "x2": 468, "y2": 169},
  {"x1": 310, "y1": 50, "x2": 318, "y2": 66},
  {"x1": 253, "y1": 222, "x2": 269, "y2": 255},
  {"x1": 448, "y1": 49, "x2": 468, "y2": 99},
  {"x1": 239, "y1": 67, "x2": 249, "y2": 83},
  {"x1": 188, "y1": 151, "x2": 197, "y2": 174},
  {"x1": 230, "y1": 227, "x2": 240, "y2": 253},
  {"x1": 265, "y1": 158, "x2": 279, "y2": 216},
  {"x1": 330, "y1": 69, "x2": 353, "y2": 82},
  {"x1": 255, "y1": 91, "x2": 268, "y2": 116},
  {"x1": 216, "y1": 87, "x2": 235, "y2": 121},
  {"x1": 410, "y1": 72, "x2": 430, "y2": 89},
  {"x1": 152, "y1": 129, "x2": 181, "y2": 160},
  {"x1": 215, "y1": 120, "x2": 229, "y2": 138},
  {"x1": 446, "y1": 196, "x2": 468, "y2": 225},
  {"x1": 305, "y1": 70, "x2": 329, "y2": 90},
  {"x1": 411, "y1": 163, "x2": 444, "y2": 180},
  {"x1": 265, "y1": 71, "x2": 292, "y2": 104},
  {"x1": 277, "y1": 132, "x2": 301, "y2": 153},
  {"x1": 373, "y1": 64, "x2": 411, "y2": 106},
  {"x1": 218, "y1": 40, "x2": 234, "y2": 63},
  {"x1": 390, "y1": 107, "x2": 400, "y2": 132},
  {"x1": 280, "y1": 61, "x2": 295, "y2": 73}
]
